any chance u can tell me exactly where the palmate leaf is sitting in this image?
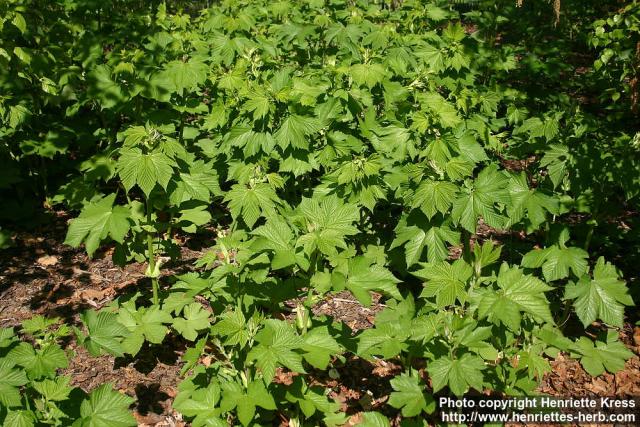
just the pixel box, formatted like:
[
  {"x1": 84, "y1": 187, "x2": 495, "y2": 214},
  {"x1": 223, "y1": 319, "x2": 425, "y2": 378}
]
[
  {"x1": 275, "y1": 114, "x2": 322, "y2": 150},
  {"x1": 419, "y1": 92, "x2": 462, "y2": 128},
  {"x1": 357, "y1": 322, "x2": 410, "y2": 359},
  {"x1": 414, "y1": 260, "x2": 472, "y2": 308},
  {"x1": 519, "y1": 345, "x2": 551, "y2": 380},
  {"x1": 211, "y1": 310, "x2": 249, "y2": 346},
  {"x1": 224, "y1": 183, "x2": 280, "y2": 228},
  {"x1": 243, "y1": 92, "x2": 271, "y2": 119},
  {"x1": 522, "y1": 244, "x2": 588, "y2": 282},
  {"x1": 279, "y1": 148, "x2": 318, "y2": 177},
  {"x1": 32, "y1": 376, "x2": 73, "y2": 402},
  {"x1": 506, "y1": 173, "x2": 559, "y2": 231},
  {"x1": 76, "y1": 384, "x2": 136, "y2": 427},
  {"x1": 7, "y1": 343, "x2": 68, "y2": 380},
  {"x1": 411, "y1": 179, "x2": 458, "y2": 219},
  {"x1": 161, "y1": 59, "x2": 209, "y2": 95},
  {"x1": 117, "y1": 302, "x2": 172, "y2": 355},
  {"x1": 251, "y1": 217, "x2": 302, "y2": 269},
  {"x1": 296, "y1": 195, "x2": 359, "y2": 258},
  {"x1": 220, "y1": 381, "x2": 276, "y2": 426},
  {"x1": 173, "y1": 382, "x2": 225, "y2": 427},
  {"x1": 64, "y1": 194, "x2": 131, "y2": 257},
  {"x1": 540, "y1": 144, "x2": 571, "y2": 188},
  {"x1": 571, "y1": 332, "x2": 634, "y2": 377},
  {"x1": 388, "y1": 372, "x2": 435, "y2": 417},
  {"x1": 428, "y1": 353, "x2": 485, "y2": 397},
  {"x1": 117, "y1": 148, "x2": 174, "y2": 196},
  {"x1": 344, "y1": 256, "x2": 402, "y2": 306},
  {"x1": 391, "y1": 215, "x2": 460, "y2": 266},
  {"x1": 77, "y1": 310, "x2": 128, "y2": 357},
  {"x1": 476, "y1": 264, "x2": 554, "y2": 331},
  {"x1": 176, "y1": 205, "x2": 212, "y2": 233},
  {"x1": 284, "y1": 378, "x2": 345, "y2": 423},
  {"x1": 451, "y1": 165, "x2": 510, "y2": 232},
  {"x1": 374, "y1": 124, "x2": 415, "y2": 161},
  {"x1": 87, "y1": 65, "x2": 125, "y2": 109},
  {"x1": 246, "y1": 320, "x2": 305, "y2": 383},
  {"x1": 4, "y1": 410, "x2": 36, "y2": 427},
  {"x1": 300, "y1": 326, "x2": 342, "y2": 369},
  {"x1": 350, "y1": 63, "x2": 385, "y2": 88},
  {"x1": 170, "y1": 171, "x2": 220, "y2": 204},
  {"x1": 172, "y1": 303, "x2": 211, "y2": 341},
  {"x1": 564, "y1": 257, "x2": 633, "y2": 327}
]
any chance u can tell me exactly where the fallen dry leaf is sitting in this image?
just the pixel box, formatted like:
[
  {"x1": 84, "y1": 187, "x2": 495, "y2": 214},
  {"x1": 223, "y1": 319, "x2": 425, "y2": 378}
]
[{"x1": 37, "y1": 255, "x2": 59, "y2": 266}]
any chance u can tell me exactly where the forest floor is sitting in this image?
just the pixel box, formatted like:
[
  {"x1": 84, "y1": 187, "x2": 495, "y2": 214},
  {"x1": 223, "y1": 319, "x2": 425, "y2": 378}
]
[{"x1": 1, "y1": 212, "x2": 639, "y2": 426}]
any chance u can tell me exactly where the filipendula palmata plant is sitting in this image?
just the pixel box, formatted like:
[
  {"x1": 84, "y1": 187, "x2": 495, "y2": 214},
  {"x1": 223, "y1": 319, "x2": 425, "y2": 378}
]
[{"x1": 52, "y1": 0, "x2": 638, "y2": 424}]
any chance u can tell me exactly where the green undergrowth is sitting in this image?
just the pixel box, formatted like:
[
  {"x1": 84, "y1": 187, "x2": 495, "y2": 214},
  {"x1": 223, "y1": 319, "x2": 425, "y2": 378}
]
[{"x1": 1, "y1": 0, "x2": 639, "y2": 425}]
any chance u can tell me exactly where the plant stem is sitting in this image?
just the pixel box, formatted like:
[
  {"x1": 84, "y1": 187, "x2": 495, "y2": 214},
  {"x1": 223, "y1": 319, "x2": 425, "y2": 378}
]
[
  {"x1": 146, "y1": 197, "x2": 159, "y2": 305},
  {"x1": 304, "y1": 251, "x2": 319, "y2": 307},
  {"x1": 558, "y1": 299, "x2": 572, "y2": 329}
]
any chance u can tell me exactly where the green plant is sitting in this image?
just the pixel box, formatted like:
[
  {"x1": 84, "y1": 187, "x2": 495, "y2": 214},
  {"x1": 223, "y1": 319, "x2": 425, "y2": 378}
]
[
  {"x1": 1, "y1": 0, "x2": 636, "y2": 424},
  {"x1": 0, "y1": 318, "x2": 136, "y2": 426}
]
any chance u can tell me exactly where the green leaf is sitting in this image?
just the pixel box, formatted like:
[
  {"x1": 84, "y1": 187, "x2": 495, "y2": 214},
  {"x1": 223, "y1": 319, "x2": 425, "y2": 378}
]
[
  {"x1": 172, "y1": 303, "x2": 211, "y2": 341},
  {"x1": 210, "y1": 309, "x2": 250, "y2": 347},
  {"x1": 251, "y1": 217, "x2": 300, "y2": 269},
  {"x1": 477, "y1": 264, "x2": 554, "y2": 331},
  {"x1": 7, "y1": 342, "x2": 67, "y2": 379},
  {"x1": 220, "y1": 381, "x2": 276, "y2": 426},
  {"x1": 297, "y1": 195, "x2": 359, "y2": 258},
  {"x1": 540, "y1": 144, "x2": 570, "y2": 188},
  {"x1": 428, "y1": 353, "x2": 485, "y2": 396},
  {"x1": 33, "y1": 376, "x2": 73, "y2": 401},
  {"x1": 522, "y1": 245, "x2": 588, "y2": 282},
  {"x1": 161, "y1": 59, "x2": 209, "y2": 95},
  {"x1": 0, "y1": 361, "x2": 29, "y2": 407},
  {"x1": 414, "y1": 260, "x2": 472, "y2": 308},
  {"x1": 4, "y1": 410, "x2": 36, "y2": 427},
  {"x1": 118, "y1": 302, "x2": 172, "y2": 355},
  {"x1": 565, "y1": 257, "x2": 633, "y2": 327},
  {"x1": 391, "y1": 217, "x2": 459, "y2": 265},
  {"x1": 244, "y1": 92, "x2": 271, "y2": 119},
  {"x1": 301, "y1": 326, "x2": 342, "y2": 369},
  {"x1": 357, "y1": 322, "x2": 409, "y2": 359},
  {"x1": 117, "y1": 149, "x2": 174, "y2": 196},
  {"x1": 78, "y1": 310, "x2": 128, "y2": 357},
  {"x1": 87, "y1": 65, "x2": 124, "y2": 109},
  {"x1": 350, "y1": 63, "x2": 386, "y2": 88},
  {"x1": 247, "y1": 320, "x2": 305, "y2": 383},
  {"x1": 412, "y1": 180, "x2": 458, "y2": 219},
  {"x1": 388, "y1": 372, "x2": 435, "y2": 417},
  {"x1": 77, "y1": 384, "x2": 136, "y2": 427},
  {"x1": 172, "y1": 172, "x2": 219, "y2": 203},
  {"x1": 360, "y1": 412, "x2": 390, "y2": 427},
  {"x1": 572, "y1": 332, "x2": 634, "y2": 377},
  {"x1": 419, "y1": 92, "x2": 461, "y2": 128},
  {"x1": 519, "y1": 345, "x2": 551, "y2": 380},
  {"x1": 224, "y1": 183, "x2": 280, "y2": 228},
  {"x1": 64, "y1": 194, "x2": 131, "y2": 257},
  {"x1": 176, "y1": 205, "x2": 212, "y2": 233},
  {"x1": 506, "y1": 173, "x2": 558, "y2": 231},
  {"x1": 173, "y1": 382, "x2": 224, "y2": 426},
  {"x1": 11, "y1": 13, "x2": 27, "y2": 34},
  {"x1": 345, "y1": 256, "x2": 402, "y2": 306},
  {"x1": 451, "y1": 165, "x2": 509, "y2": 232},
  {"x1": 275, "y1": 115, "x2": 321, "y2": 150}
]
